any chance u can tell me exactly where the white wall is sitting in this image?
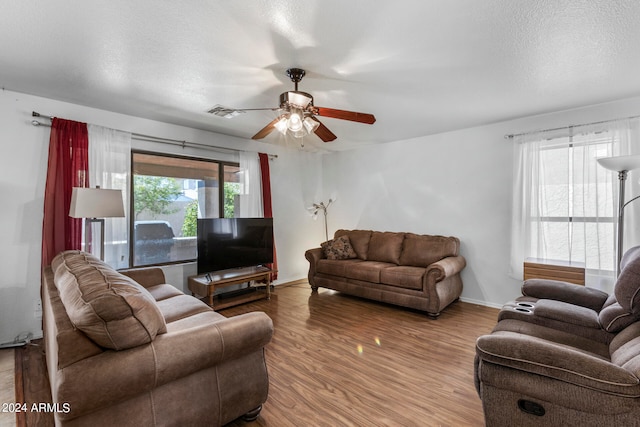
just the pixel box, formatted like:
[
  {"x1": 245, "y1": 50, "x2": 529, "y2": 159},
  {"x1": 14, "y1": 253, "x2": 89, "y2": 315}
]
[
  {"x1": 323, "y1": 96, "x2": 640, "y2": 307},
  {"x1": 0, "y1": 89, "x2": 323, "y2": 344}
]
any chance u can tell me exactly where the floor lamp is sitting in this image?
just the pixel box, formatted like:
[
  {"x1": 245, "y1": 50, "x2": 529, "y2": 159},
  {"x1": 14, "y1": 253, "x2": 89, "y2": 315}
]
[
  {"x1": 310, "y1": 199, "x2": 334, "y2": 242},
  {"x1": 69, "y1": 187, "x2": 125, "y2": 261},
  {"x1": 597, "y1": 154, "x2": 640, "y2": 276}
]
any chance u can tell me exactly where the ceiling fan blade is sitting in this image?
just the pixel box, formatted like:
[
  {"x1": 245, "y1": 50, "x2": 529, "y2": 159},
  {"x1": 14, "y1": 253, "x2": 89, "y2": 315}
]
[
  {"x1": 252, "y1": 117, "x2": 281, "y2": 140},
  {"x1": 315, "y1": 107, "x2": 376, "y2": 124},
  {"x1": 208, "y1": 104, "x2": 280, "y2": 118},
  {"x1": 311, "y1": 117, "x2": 337, "y2": 142}
]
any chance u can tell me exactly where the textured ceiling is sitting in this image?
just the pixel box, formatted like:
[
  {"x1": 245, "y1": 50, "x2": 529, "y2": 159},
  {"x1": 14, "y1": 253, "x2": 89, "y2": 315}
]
[{"x1": 2, "y1": 0, "x2": 640, "y2": 151}]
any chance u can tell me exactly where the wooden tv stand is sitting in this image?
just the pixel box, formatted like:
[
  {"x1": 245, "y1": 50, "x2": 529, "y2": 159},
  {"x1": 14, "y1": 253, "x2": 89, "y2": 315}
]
[{"x1": 188, "y1": 266, "x2": 274, "y2": 310}]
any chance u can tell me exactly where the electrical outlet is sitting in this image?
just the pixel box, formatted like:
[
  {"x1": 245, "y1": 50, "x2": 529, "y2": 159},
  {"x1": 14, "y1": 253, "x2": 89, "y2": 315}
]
[{"x1": 34, "y1": 300, "x2": 42, "y2": 319}]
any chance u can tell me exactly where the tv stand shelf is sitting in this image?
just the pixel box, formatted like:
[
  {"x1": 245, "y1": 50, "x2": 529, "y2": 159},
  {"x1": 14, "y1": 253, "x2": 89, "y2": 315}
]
[{"x1": 188, "y1": 266, "x2": 274, "y2": 310}]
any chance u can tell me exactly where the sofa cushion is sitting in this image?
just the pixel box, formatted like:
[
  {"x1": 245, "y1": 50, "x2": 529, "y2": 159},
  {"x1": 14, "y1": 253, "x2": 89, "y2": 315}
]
[
  {"x1": 335, "y1": 229, "x2": 372, "y2": 260},
  {"x1": 52, "y1": 250, "x2": 167, "y2": 350},
  {"x1": 398, "y1": 234, "x2": 459, "y2": 267},
  {"x1": 344, "y1": 261, "x2": 396, "y2": 283},
  {"x1": 599, "y1": 302, "x2": 638, "y2": 333},
  {"x1": 156, "y1": 294, "x2": 213, "y2": 324},
  {"x1": 321, "y1": 235, "x2": 357, "y2": 260},
  {"x1": 610, "y1": 322, "x2": 640, "y2": 366},
  {"x1": 145, "y1": 284, "x2": 184, "y2": 302},
  {"x1": 534, "y1": 299, "x2": 601, "y2": 329},
  {"x1": 367, "y1": 232, "x2": 404, "y2": 264},
  {"x1": 591, "y1": 247, "x2": 640, "y2": 332},
  {"x1": 317, "y1": 258, "x2": 364, "y2": 277},
  {"x1": 380, "y1": 266, "x2": 425, "y2": 290},
  {"x1": 614, "y1": 247, "x2": 640, "y2": 312}
]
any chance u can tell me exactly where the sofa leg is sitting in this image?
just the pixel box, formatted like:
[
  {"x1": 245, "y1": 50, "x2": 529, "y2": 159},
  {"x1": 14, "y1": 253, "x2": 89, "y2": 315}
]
[
  {"x1": 427, "y1": 312, "x2": 440, "y2": 319},
  {"x1": 242, "y1": 405, "x2": 262, "y2": 422},
  {"x1": 311, "y1": 285, "x2": 318, "y2": 292}
]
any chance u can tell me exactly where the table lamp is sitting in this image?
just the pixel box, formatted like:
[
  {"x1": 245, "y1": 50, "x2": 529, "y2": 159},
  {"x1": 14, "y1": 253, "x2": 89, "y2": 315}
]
[{"x1": 69, "y1": 187, "x2": 125, "y2": 260}]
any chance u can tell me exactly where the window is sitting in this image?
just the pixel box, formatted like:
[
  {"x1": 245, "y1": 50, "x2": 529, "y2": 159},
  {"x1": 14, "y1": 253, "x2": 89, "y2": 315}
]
[
  {"x1": 529, "y1": 136, "x2": 615, "y2": 270},
  {"x1": 131, "y1": 152, "x2": 240, "y2": 267},
  {"x1": 511, "y1": 119, "x2": 640, "y2": 291}
]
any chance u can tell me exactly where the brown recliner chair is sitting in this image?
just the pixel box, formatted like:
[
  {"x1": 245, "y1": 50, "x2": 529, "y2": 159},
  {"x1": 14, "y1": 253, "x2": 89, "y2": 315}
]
[{"x1": 475, "y1": 246, "x2": 640, "y2": 426}]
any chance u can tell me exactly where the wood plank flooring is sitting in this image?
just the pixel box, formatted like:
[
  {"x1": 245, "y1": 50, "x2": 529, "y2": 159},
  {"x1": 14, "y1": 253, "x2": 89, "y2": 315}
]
[
  {"x1": 15, "y1": 342, "x2": 51, "y2": 427},
  {"x1": 16, "y1": 283, "x2": 499, "y2": 427},
  {"x1": 0, "y1": 348, "x2": 16, "y2": 427},
  {"x1": 223, "y1": 284, "x2": 498, "y2": 427}
]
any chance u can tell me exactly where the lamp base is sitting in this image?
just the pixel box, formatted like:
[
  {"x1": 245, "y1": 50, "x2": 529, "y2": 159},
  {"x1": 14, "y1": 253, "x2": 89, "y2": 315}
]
[{"x1": 84, "y1": 218, "x2": 105, "y2": 260}]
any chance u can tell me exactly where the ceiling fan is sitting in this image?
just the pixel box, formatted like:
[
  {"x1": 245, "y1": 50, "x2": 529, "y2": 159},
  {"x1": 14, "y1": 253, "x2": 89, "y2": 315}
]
[{"x1": 208, "y1": 68, "x2": 376, "y2": 143}]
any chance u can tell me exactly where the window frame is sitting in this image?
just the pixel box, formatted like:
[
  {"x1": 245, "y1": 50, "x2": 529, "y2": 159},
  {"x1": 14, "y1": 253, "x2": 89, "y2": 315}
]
[
  {"x1": 129, "y1": 150, "x2": 240, "y2": 268},
  {"x1": 524, "y1": 135, "x2": 616, "y2": 273},
  {"x1": 534, "y1": 141, "x2": 615, "y2": 228}
]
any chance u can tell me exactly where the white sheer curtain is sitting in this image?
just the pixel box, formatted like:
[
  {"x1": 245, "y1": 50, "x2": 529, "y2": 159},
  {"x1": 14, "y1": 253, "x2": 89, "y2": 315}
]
[
  {"x1": 88, "y1": 124, "x2": 131, "y2": 269},
  {"x1": 510, "y1": 118, "x2": 640, "y2": 292},
  {"x1": 238, "y1": 151, "x2": 263, "y2": 218}
]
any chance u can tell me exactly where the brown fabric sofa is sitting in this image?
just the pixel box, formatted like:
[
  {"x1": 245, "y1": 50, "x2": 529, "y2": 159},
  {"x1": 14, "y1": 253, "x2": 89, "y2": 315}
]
[
  {"x1": 305, "y1": 229, "x2": 466, "y2": 318},
  {"x1": 475, "y1": 246, "x2": 640, "y2": 426},
  {"x1": 42, "y1": 250, "x2": 273, "y2": 426}
]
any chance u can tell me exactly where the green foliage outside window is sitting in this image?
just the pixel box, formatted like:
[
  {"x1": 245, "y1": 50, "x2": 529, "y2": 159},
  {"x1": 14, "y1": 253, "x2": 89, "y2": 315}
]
[
  {"x1": 182, "y1": 200, "x2": 199, "y2": 237},
  {"x1": 224, "y1": 182, "x2": 240, "y2": 218},
  {"x1": 181, "y1": 182, "x2": 241, "y2": 236},
  {"x1": 133, "y1": 176, "x2": 182, "y2": 219}
]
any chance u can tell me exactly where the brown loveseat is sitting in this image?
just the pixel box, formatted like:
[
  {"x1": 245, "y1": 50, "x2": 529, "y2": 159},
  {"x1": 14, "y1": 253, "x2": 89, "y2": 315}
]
[
  {"x1": 305, "y1": 229, "x2": 466, "y2": 318},
  {"x1": 475, "y1": 246, "x2": 640, "y2": 426},
  {"x1": 42, "y1": 250, "x2": 273, "y2": 426}
]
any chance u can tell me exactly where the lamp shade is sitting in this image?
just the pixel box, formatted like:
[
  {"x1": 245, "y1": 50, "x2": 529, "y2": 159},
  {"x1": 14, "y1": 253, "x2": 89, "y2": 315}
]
[
  {"x1": 69, "y1": 187, "x2": 125, "y2": 218},
  {"x1": 597, "y1": 154, "x2": 640, "y2": 172}
]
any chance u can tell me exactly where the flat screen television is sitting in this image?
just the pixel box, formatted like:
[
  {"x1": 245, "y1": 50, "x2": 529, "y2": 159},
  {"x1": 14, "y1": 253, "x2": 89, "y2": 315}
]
[{"x1": 197, "y1": 217, "x2": 274, "y2": 274}]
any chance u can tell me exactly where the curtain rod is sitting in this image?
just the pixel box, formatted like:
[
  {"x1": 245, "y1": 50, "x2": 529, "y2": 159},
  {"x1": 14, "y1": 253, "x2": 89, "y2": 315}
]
[
  {"x1": 504, "y1": 114, "x2": 640, "y2": 139},
  {"x1": 30, "y1": 111, "x2": 277, "y2": 158}
]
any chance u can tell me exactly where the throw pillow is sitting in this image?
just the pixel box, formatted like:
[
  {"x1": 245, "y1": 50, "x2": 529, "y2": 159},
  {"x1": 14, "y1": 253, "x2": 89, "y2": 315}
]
[
  {"x1": 335, "y1": 229, "x2": 372, "y2": 260},
  {"x1": 52, "y1": 250, "x2": 167, "y2": 350},
  {"x1": 321, "y1": 235, "x2": 357, "y2": 260}
]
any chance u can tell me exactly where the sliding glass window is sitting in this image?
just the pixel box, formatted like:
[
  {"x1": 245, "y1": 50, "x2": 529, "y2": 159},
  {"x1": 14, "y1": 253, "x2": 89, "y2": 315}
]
[{"x1": 131, "y1": 152, "x2": 239, "y2": 267}]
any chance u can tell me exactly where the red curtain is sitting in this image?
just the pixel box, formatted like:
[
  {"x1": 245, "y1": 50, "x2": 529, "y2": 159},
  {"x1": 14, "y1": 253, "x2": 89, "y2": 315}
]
[
  {"x1": 41, "y1": 118, "x2": 89, "y2": 267},
  {"x1": 259, "y1": 153, "x2": 277, "y2": 280}
]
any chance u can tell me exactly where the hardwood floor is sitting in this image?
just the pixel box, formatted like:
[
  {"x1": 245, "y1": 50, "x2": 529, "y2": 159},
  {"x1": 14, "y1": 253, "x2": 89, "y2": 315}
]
[
  {"x1": 0, "y1": 348, "x2": 16, "y2": 427},
  {"x1": 223, "y1": 284, "x2": 498, "y2": 427},
  {"x1": 16, "y1": 283, "x2": 499, "y2": 427}
]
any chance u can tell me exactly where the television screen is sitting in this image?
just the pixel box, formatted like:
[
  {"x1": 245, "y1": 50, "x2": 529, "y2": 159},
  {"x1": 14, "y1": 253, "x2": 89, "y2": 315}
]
[{"x1": 197, "y1": 217, "x2": 274, "y2": 274}]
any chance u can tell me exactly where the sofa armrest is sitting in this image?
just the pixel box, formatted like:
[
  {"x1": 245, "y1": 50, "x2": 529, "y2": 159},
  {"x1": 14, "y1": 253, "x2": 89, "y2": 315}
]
[
  {"x1": 305, "y1": 248, "x2": 324, "y2": 288},
  {"x1": 476, "y1": 332, "x2": 640, "y2": 396},
  {"x1": 305, "y1": 247, "x2": 324, "y2": 264},
  {"x1": 426, "y1": 255, "x2": 466, "y2": 283},
  {"x1": 423, "y1": 256, "x2": 466, "y2": 316},
  {"x1": 119, "y1": 267, "x2": 166, "y2": 289},
  {"x1": 54, "y1": 311, "x2": 273, "y2": 421},
  {"x1": 522, "y1": 279, "x2": 609, "y2": 311}
]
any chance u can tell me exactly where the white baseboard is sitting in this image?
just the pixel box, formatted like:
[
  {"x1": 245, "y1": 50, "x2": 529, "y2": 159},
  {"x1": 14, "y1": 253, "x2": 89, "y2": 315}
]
[{"x1": 459, "y1": 297, "x2": 503, "y2": 310}]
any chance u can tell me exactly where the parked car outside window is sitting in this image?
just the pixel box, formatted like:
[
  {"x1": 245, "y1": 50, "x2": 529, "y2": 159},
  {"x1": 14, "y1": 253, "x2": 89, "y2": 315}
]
[{"x1": 134, "y1": 220, "x2": 175, "y2": 265}]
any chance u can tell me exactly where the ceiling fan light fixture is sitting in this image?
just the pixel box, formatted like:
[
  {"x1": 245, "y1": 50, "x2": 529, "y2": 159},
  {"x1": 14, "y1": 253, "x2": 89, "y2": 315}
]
[
  {"x1": 291, "y1": 128, "x2": 306, "y2": 138},
  {"x1": 286, "y1": 91, "x2": 313, "y2": 109},
  {"x1": 303, "y1": 117, "x2": 319, "y2": 134},
  {"x1": 274, "y1": 116, "x2": 288, "y2": 135},
  {"x1": 287, "y1": 110, "x2": 303, "y2": 132},
  {"x1": 246, "y1": 68, "x2": 376, "y2": 143}
]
